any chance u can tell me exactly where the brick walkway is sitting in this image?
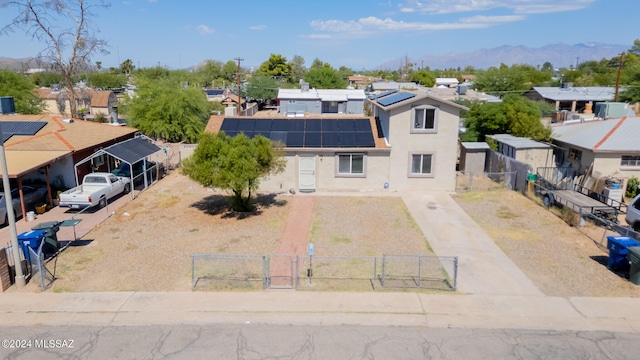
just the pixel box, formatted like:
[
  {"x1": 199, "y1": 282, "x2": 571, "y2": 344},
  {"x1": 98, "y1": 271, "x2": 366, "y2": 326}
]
[{"x1": 270, "y1": 196, "x2": 315, "y2": 287}]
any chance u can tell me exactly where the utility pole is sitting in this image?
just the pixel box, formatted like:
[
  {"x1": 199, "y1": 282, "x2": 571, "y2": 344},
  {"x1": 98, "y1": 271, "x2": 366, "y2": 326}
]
[
  {"x1": 614, "y1": 52, "x2": 624, "y2": 102},
  {"x1": 234, "y1": 57, "x2": 244, "y2": 115},
  {"x1": 576, "y1": 57, "x2": 580, "y2": 69}
]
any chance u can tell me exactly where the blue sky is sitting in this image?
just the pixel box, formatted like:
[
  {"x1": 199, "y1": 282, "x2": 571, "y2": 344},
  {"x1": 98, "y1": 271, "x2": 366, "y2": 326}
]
[{"x1": 0, "y1": 0, "x2": 637, "y2": 71}]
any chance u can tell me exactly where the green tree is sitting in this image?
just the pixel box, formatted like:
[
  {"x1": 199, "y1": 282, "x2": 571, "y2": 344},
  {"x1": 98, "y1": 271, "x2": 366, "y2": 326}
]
[
  {"x1": 196, "y1": 60, "x2": 223, "y2": 87},
  {"x1": 30, "y1": 71, "x2": 62, "y2": 87},
  {"x1": 1, "y1": 0, "x2": 109, "y2": 118},
  {"x1": 463, "y1": 95, "x2": 551, "y2": 142},
  {"x1": 221, "y1": 60, "x2": 239, "y2": 83},
  {"x1": 304, "y1": 63, "x2": 347, "y2": 89},
  {"x1": 0, "y1": 69, "x2": 43, "y2": 114},
  {"x1": 630, "y1": 39, "x2": 640, "y2": 56},
  {"x1": 258, "y1": 54, "x2": 291, "y2": 81},
  {"x1": 246, "y1": 75, "x2": 278, "y2": 101},
  {"x1": 288, "y1": 55, "x2": 306, "y2": 84},
  {"x1": 124, "y1": 78, "x2": 209, "y2": 142},
  {"x1": 411, "y1": 69, "x2": 435, "y2": 87},
  {"x1": 88, "y1": 72, "x2": 127, "y2": 89},
  {"x1": 120, "y1": 59, "x2": 134, "y2": 76},
  {"x1": 182, "y1": 132, "x2": 286, "y2": 212}
]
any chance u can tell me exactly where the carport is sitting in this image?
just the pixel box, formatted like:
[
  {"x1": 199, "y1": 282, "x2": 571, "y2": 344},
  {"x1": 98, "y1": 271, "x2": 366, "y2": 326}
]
[{"x1": 73, "y1": 136, "x2": 163, "y2": 198}]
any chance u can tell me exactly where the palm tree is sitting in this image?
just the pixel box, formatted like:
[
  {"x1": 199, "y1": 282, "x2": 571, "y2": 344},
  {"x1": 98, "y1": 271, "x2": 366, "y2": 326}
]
[{"x1": 120, "y1": 59, "x2": 134, "y2": 77}]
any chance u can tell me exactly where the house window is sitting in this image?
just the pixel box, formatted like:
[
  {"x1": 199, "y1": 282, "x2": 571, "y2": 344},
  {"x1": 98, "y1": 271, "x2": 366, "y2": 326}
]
[
  {"x1": 568, "y1": 148, "x2": 582, "y2": 161},
  {"x1": 336, "y1": 154, "x2": 365, "y2": 177},
  {"x1": 409, "y1": 153, "x2": 434, "y2": 177},
  {"x1": 412, "y1": 106, "x2": 438, "y2": 133},
  {"x1": 621, "y1": 155, "x2": 640, "y2": 167}
]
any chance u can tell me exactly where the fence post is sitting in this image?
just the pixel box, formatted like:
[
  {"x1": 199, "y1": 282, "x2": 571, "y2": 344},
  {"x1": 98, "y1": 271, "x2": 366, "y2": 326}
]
[
  {"x1": 373, "y1": 257, "x2": 377, "y2": 291},
  {"x1": 380, "y1": 255, "x2": 385, "y2": 287},
  {"x1": 295, "y1": 256, "x2": 299, "y2": 289},
  {"x1": 453, "y1": 256, "x2": 458, "y2": 291},
  {"x1": 191, "y1": 255, "x2": 195, "y2": 288},
  {"x1": 262, "y1": 255, "x2": 267, "y2": 289}
]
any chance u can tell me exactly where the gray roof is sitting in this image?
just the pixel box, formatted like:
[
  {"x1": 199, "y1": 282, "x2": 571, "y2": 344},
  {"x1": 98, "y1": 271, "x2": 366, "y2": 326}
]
[
  {"x1": 488, "y1": 134, "x2": 551, "y2": 149},
  {"x1": 370, "y1": 82, "x2": 419, "y2": 91},
  {"x1": 461, "y1": 142, "x2": 490, "y2": 150},
  {"x1": 369, "y1": 91, "x2": 468, "y2": 112},
  {"x1": 277, "y1": 88, "x2": 366, "y2": 101},
  {"x1": 531, "y1": 86, "x2": 615, "y2": 101},
  {"x1": 551, "y1": 116, "x2": 640, "y2": 152}
]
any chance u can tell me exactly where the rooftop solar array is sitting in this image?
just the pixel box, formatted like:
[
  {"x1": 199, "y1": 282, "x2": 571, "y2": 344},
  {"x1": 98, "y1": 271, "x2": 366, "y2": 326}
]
[
  {"x1": 369, "y1": 89, "x2": 397, "y2": 100},
  {"x1": 377, "y1": 92, "x2": 416, "y2": 107},
  {"x1": 0, "y1": 121, "x2": 47, "y2": 144},
  {"x1": 219, "y1": 118, "x2": 376, "y2": 148}
]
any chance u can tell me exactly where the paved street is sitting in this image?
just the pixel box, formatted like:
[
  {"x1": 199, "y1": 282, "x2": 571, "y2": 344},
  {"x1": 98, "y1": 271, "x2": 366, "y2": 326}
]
[{"x1": 1, "y1": 324, "x2": 639, "y2": 359}]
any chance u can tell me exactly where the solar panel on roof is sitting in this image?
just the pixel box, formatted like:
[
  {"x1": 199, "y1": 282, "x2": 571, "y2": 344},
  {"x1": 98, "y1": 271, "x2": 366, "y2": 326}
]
[
  {"x1": 377, "y1": 92, "x2": 416, "y2": 107},
  {"x1": 220, "y1": 118, "x2": 239, "y2": 132},
  {"x1": 305, "y1": 132, "x2": 321, "y2": 147},
  {"x1": 2, "y1": 121, "x2": 47, "y2": 136},
  {"x1": 305, "y1": 119, "x2": 321, "y2": 132},
  {"x1": 286, "y1": 132, "x2": 304, "y2": 147},
  {"x1": 254, "y1": 131, "x2": 271, "y2": 138},
  {"x1": 322, "y1": 133, "x2": 340, "y2": 147},
  {"x1": 356, "y1": 132, "x2": 375, "y2": 147},
  {"x1": 225, "y1": 131, "x2": 238, "y2": 137},
  {"x1": 340, "y1": 132, "x2": 357, "y2": 147},
  {"x1": 236, "y1": 119, "x2": 255, "y2": 132},
  {"x1": 338, "y1": 119, "x2": 355, "y2": 131},
  {"x1": 253, "y1": 120, "x2": 272, "y2": 132},
  {"x1": 322, "y1": 119, "x2": 339, "y2": 132},
  {"x1": 354, "y1": 119, "x2": 372, "y2": 132},
  {"x1": 289, "y1": 119, "x2": 305, "y2": 131},
  {"x1": 271, "y1": 119, "x2": 289, "y2": 131},
  {"x1": 270, "y1": 131, "x2": 287, "y2": 144},
  {"x1": 369, "y1": 90, "x2": 397, "y2": 100},
  {"x1": 240, "y1": 131, "x2": 255, "y2": 138}
]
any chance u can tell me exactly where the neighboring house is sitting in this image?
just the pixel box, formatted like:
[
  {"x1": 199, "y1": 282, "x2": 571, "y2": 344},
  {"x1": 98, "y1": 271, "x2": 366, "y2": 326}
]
[
  {"x1": 277, "y1": 87, "x2": 366, "y2": 116},
  {"x1": 486, "y1": 134, "x2": 554, "y2": 173},
  {"x1": 203, "y1": 88, "x2": 226, "y2": 102},
  {"x1": 524, "y1": 84, "x2": 616, "y2": 113},
  {"x1": 550, "y1": 116, "x2": 640, "y2": 191},
  {"x1": 348, "y1": 75, "x2": 382, "y2": 89},
  {"x1": 368, "y1": 91, "x2": 467, "y2": 191},
  {"x1": 221, "y1": 92, "x2": 246, "y2": 108},
  {"x1": 417, "y1": 87, "x2": 501, "y2": 103},
  {"x1": 39, "y1": 86, "x2": 117, "y2": 120},
  {"x1": 435, "y1": 78, "x2": 459, "y2": 88},
  {"x1": 370, "y1": 82, "x2": 419, "y2": 92},
  {"x1": 1, "y1": 113, "x2": 138, "y2": 191}
]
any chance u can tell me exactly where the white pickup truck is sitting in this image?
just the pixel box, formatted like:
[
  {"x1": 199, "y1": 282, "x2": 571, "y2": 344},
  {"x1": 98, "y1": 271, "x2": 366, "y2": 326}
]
[
  {"x1": 58, "y1": 172, "x2": 131, "y2": 209},
  {"x1": 626, "y1": 194, "x2": 640, "y2": 232}
]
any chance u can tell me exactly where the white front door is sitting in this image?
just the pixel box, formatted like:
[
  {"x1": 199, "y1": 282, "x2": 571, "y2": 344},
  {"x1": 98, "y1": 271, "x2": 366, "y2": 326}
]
[{"x1": 298, "y1": 155, "x2": 316, "y2": 192}]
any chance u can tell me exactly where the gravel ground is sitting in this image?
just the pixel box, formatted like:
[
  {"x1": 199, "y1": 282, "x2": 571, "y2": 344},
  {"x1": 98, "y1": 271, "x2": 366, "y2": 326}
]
[
  {"x1": 47, "y1": 173, "x2": 432, "y2": 292},
  {"x1": 453, "y1": 190, "x2": 640, "y2": 297}
]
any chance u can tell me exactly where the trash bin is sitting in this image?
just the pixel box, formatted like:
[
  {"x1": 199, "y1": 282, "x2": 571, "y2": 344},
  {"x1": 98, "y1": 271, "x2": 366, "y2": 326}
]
[
  {"x1": 17, "y1": 230, "x2": 46, "y2": 266},
  {"x1": 31, "y1": 221, "x2": 61, "y2": 254},
  {"x1": 607, "y1": 236, "x2": 640, "y2": 271},
  {"x1": 628, "y1": 246, "x2": 640, "y2": 285}
]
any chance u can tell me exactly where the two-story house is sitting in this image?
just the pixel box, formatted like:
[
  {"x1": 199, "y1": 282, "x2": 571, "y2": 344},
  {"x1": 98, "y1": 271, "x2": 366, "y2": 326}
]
[{"x1": 277, "y1": 85, "x2": 366, "y2": 116}]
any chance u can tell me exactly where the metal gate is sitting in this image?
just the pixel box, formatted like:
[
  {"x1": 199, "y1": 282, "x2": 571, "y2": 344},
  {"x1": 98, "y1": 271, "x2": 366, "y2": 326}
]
[{"x1": 268, "y1": 254, "x2": 293, "y2": 289}]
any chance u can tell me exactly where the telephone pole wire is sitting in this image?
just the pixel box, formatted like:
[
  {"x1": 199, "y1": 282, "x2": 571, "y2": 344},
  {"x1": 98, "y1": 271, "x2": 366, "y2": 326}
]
[{"x1": 614, "y1": 52, "x2": 624, "y2": 102}]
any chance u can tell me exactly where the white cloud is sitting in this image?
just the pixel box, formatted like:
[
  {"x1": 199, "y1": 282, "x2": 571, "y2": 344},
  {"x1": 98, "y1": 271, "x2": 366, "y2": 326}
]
[
  {"x1": 249, "y1": 25, "x2": 267, "y2": 30},
  {"x1": 310, "y1": 19, "x2": 363, "y2": 32},
  {"x1": 459, "y1": 15, "x2": 524, "y2": 23},
  {"x1": 196, "y1": 24, "x2": 214, "y2": 35},
  {"x1": 397, "y1": 0, "x2": 594, "y2": 15},
  {"x1": 311, "y1": 16, "x2": 498, "y2": 33},
  {"x1": 148, "y1": 0, "x2": 157, "y2": 3}
]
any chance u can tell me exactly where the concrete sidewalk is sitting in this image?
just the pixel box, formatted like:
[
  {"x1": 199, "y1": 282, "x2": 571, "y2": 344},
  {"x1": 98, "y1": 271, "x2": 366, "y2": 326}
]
[
  {"x1": 0, "y1": 291, "x2": 638, "y2": 333},
  {"x1": 402, "y1": 191, "x2": 544, "y2": 296}
]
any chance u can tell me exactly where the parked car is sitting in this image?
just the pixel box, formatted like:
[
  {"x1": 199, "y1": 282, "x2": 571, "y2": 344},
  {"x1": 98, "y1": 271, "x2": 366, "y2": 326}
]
[
  {"x1": 0, "y1": 185, "x2": 48, "y2": 226},
  {"x1": 626, "y1": 194, "x2": 640, "y2": 232},
  {"x1": 58, "y1": 173, "x2": 130, "y2": 209}
]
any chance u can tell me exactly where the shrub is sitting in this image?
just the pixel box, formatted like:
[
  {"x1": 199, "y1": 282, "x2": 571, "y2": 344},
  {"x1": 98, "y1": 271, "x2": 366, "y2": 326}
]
[{"x1": 626, "y1": 176, "x2": 639, "y2": 199}]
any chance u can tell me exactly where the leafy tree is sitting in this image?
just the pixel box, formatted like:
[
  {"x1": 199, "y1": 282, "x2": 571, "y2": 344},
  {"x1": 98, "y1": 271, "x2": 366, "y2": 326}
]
[
  {"x1": 304, "y1": 63, "x2": 347, "y2": 89},
  {"x1": 338, "y1": 66, "x2": 353, "y2": 81},
  {"x1": 411, "y1": 69, "x2": 435, "y2": 87},
  {"x1": 88, "y1": 72, "x2": 127, "y2": 89},
  {"x1": 30, "y1": 71, "x2": 62, "y2": 87},
  {"x1": 310, "y1": 58, "x2": 324, "y2": 70},
  {"x1": 124, "y1": 78, "x2": 210, "y2": 142},
  {"x1": 258, "y1": 54, "x2": 291, "y2": 81},
  {"x1": 288, "y1": 55, "x2": 306, "y2": 84},
  {"x1": 95, "y1": 61, "x2": 102, "y2": 71},
  {"x1": 630, "y1": 39, "x2": 640, "y2": 56},
  {"x1": 182, "y1": 132, "x2": 286, "y2": 212},
  {"x1": 197, "y1": 60, "x2": 223, "y2": 87},
  {"x1": 474, "y1": 64, "x2": 551, "y2": 94},
  {"x1": 120, "y1": 59, "x2": 134, "y2": 76},
  {"x1": 221, "y1": 60, "x2": 239, "y2": 83},
  {"x1": 0, "y1": 69, "x2": 43, "y2": 114},
  {"x1": 246, "y1": 75, "x2": 278, "y2": 101},
  {"x1": 1, "y1": 0, "x2": 110, "y2": 118},
  {"x1": 619, "y1": 72, "x2": 640, "y2": 103},
  {"x1": 463, "y1": 95, "x2": 551, "y2": 142},
  {"x1": 541, "y1": 62, "x2": 554, "y2": 73}
]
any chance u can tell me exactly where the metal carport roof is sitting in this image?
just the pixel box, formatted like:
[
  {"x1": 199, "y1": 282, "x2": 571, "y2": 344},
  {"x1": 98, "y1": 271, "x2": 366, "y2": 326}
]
[{"x1": 102, "y1": 136, "x2": 161, "y2": 164}]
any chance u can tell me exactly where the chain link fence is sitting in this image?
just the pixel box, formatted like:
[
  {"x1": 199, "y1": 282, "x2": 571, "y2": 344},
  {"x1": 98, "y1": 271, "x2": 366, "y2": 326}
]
[
  {"x1": 456, "y1": 171, "x2": 517, "y2": 192},
  {"x1": 192, "y1": 254, "x2": 458, "y2": 292}
]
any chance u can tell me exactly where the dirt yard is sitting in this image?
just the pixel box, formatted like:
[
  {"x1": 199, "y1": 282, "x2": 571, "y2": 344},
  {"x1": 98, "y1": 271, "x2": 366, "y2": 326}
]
[
  {"x1": 454, "y1": 190, "x2": 640, "y2": 297},
  {"x1": 44, "y1": 172, "x2": 431, "y2": 292}
]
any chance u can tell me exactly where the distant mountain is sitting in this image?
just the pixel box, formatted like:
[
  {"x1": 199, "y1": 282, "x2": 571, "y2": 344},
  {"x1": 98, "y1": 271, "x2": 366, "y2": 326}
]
[
  {"x1": 379, "y1": 42, "x2": 628, "y2": 70},
  {"x1": 0, "y1": 56, "x2": 38, "y2": 71}
]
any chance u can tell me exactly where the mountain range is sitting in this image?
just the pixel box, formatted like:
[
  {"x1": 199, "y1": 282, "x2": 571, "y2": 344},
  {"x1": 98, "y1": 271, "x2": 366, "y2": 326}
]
[{"x1": 379, "y1": 42, "x2": 628, "y2": 70}]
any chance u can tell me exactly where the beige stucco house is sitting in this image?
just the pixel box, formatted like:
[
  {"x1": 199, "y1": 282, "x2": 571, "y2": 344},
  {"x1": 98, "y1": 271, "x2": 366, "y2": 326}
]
[
  {"x1": 205, "y1": 91, "x2": 466, "y2": 193},
  {"x1": 551, "y1": 116, "x2": 640, "y2": 192},
  {"x1": 38, "y1": 87, "x2": 116, "y2": 119},
  {"x1": 486, "y1": 134, "x2": 554, "y2": 173}
]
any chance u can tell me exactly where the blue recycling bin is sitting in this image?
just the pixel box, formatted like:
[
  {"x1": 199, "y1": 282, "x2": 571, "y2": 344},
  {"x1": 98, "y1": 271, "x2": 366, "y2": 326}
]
[
  {"x1": 607, "y1": 236, "x2": 640, "y2": 271},
  {"x1": 17, "y1": 230, "x2": 46, "y2": 266}
]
